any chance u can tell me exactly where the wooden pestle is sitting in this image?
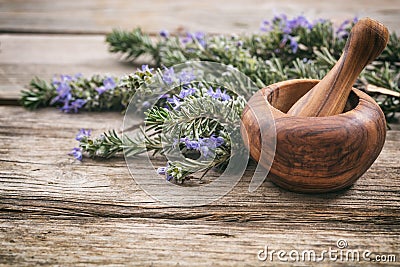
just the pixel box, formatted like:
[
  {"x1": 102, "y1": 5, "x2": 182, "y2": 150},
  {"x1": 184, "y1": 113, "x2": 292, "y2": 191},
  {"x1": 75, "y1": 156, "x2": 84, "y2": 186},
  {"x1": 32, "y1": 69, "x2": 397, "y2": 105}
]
[{"x1": 287, "y1": 18, "x2": 389, "y2": 117}]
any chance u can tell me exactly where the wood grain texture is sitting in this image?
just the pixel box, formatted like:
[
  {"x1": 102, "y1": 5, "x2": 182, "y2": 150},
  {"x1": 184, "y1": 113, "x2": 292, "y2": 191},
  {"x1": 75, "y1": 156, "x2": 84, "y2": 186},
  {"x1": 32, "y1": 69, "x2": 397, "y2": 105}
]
[
  {"x1": 288, "y1": 18, "x2": 389, "y2": 117},
  {"x1": 0, "y1": 106, "x2": 399, "y2": 265},
  {"x1": 242, "y1": 79, "x2": 387, "y2": 192},
  {"x1": 1, "y1": 0, "x2": 400, "y2": 34}
]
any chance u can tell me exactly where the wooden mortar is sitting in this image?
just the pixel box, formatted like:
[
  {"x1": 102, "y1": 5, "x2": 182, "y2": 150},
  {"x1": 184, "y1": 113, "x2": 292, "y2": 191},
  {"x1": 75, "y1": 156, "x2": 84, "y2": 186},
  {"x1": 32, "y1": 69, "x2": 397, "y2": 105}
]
[
  {"x1": 241, "y1": 18, "x2": 388, "y2": 193},
  {"x1": 241, "y1": 79, "x2": 386, "y2": 193}
]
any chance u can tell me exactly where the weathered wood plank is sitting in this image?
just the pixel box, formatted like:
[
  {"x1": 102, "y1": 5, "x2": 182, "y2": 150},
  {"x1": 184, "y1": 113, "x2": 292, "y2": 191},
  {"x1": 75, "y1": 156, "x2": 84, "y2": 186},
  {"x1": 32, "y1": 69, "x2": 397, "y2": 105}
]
[
  {"x1": 0, "y1": 34, "x2": 136, "y2": 102},
  {"x1": 0, "y1": 0, "x2": 399, "y2": 34},
  {"x1": 0, "y1": 215, "x2": 398, "y2": 266},
  {"x1": 0, "y1": 106, "x2": 399, "y2": 265}
]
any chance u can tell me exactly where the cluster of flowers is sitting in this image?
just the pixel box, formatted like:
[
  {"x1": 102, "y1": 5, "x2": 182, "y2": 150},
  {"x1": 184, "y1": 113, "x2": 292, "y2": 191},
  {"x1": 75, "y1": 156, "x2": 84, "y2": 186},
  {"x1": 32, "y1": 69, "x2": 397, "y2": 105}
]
[
  {"x1": 68, "y1": 65, "x2": 235, "y2": 183},
  {"x1": 51, "y1": 74, "x2": 117, "y2": 113},
  {"x1": 258, "y1": 14, "x2": 358, "y2": 53},
  {"x1": 50, "y1": 74, "x2": 86, "y2": 113},
  {"x1": 157, "y1": 135, "x2": 225, "y2": 181},
  {"x1": 160, "y1": 30, "x2": 206, "y2": 48},
  {"x1": 162, "y1": 67, "x2": 231, "y2": 110},
  {"x1": 70, "y1": 128, "x2": 92, "y2": 161}
]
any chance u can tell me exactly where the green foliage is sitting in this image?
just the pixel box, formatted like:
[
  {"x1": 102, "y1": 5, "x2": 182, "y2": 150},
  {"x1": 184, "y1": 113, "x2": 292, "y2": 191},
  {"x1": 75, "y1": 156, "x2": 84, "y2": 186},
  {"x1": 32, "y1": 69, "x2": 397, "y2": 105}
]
[
  {"x1": 22, "y1": 15, "x2": 400, "y2": 183},
  {"x1": 105, "y1": 16, "x2": 399, "y2": 117}
]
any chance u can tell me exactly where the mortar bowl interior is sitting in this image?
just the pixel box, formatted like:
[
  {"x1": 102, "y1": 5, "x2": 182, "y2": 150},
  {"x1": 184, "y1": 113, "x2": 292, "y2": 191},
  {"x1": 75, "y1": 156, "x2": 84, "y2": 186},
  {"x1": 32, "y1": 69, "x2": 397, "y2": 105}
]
[{"x1": 241, "y1": 79, "x2": 387, "y2": 193}]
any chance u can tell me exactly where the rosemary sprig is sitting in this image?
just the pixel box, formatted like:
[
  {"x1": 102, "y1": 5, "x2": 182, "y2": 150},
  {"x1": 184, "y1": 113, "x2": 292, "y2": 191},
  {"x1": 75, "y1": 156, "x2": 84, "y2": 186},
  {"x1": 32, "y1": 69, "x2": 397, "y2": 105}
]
[{"x1": 22, "y1": 14, "x2": 400, "y2": 183}]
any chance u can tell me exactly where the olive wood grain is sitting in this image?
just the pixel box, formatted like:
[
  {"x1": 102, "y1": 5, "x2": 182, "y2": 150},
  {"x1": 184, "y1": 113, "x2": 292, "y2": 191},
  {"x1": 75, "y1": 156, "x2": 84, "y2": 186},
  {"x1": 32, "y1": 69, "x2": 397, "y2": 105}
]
[
  {"x1": 241, "y1": 79, "x2": 387, "y2": 193},
  {"x1": 287, "y1": 18, "x2": 389, "y2": 117}
]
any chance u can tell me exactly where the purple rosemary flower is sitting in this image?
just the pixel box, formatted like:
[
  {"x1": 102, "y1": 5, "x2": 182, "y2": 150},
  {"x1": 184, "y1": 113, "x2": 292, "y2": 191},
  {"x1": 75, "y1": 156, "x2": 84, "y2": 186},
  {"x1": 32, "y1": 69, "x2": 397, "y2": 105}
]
[
  {"x1": 75, "y1": 128, "x2": 92, "y2": 141},
  {"x1": 157, "y1": 166, "x2": 167, "y2": 175},
  {"x1": 50, "y1": 76, "x2": 73, "y2": 105},
  {"x1": 159, "y1": 29, "x2": 169, "y2": 38},
  {"x1": 207, "y1": 87, "x2": 231, "y2": 101},
  {"x1": 53, "y1": 74, "x2": 73, "y2": 85},
  {"x1": 282, "y1": 35, "x2": 299, "y2": 53},
  {"x1": 336, "y1": 19, "x2": 351, "y2": 39},
  {"x1": 96, "y1": 76, "x2": 116, "y2": 95},
  {"x1": 95, "y1": 86, "x2": 108, "y2": 95},
  {"x1": 167, "y1": 95, "x2": 182, "y2": 109},
  {"x1": 180, "y1": 137, "x2": 201, "y2": 150},
  {"x1": 180, "y1": 135, "x2": 225, "y2": 158},
  {"x1": 272, "y1": 13, "x2": 288, "y2": 29},
  {"x1": 103, "y1": 77, "x2": 116, "y2": 90},
  {"x1": 194, "y1": 31, "x2": 206, "y2": 47},
  {"x1": 208, "y1": 135, "x2": 225, "y2": 148},
  {"x1": 237, "y1": 40, "x2": 244, "y2": 47},
  {"x1": 286, "y1": 15, "x2": 313, "y2": 31},
  {"x1": 61, "y1": 99, "x2": 86, "y2": 113},
  {"x1": 289, "y1": 36, "x2": 299, "y2": 53},
  {"x1": 180, "y1": 31, "x2": 206, "y2": 47},
  {"x1": 69, "y1": 147, "x2": 83, "y2": 161},
  {"x1": 178, "y1": 70, "x2": 196, "y2": 85},
  {"x1": 51, "y1": 84, "x2": 71, "y2": 104},
  {"x1": 157, "y1": 164, "x2": 173, "y2": 181},
  {"x1": 140, "y1": 64, "x2": 154, "y2": 72},
  {"x1": 163, "y1": 67, "x2": 175, "y2": 85},
  {"x1": 260, "y1": 19, "x2": 271, "y2": 32},
  {"x1": 180, "y1": 35, "x2": 192, "y2": 45},
  {"x1": 166, "y1": 174, "x2": 173, "y2": 181},
  {"x1": 178, "y1": 87, "x2": 197, "y2": 98}
]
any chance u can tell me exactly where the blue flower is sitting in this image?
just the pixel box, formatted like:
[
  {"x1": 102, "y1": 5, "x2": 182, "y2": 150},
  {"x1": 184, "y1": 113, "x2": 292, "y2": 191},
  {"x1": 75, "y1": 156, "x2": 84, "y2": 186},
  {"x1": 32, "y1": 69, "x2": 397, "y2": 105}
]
[
  {"x1": 75, "y1": 128, "x2": 92, "y2": 141},
  {"x1": 167, "y1": 95, "x2": 182, "y2": 109},
  {"x1": 166, "y1": 174, "x2": 173, "y2": 181},
  {"x1": 140, "y1": 64, "x2": 154, "y2": 72},
  {"x1": 103, "y1": 77, "x2": 116, "y2": 89},
  {"x1": 179, "y1": 135, "x2": 225, "y2": 158},
  {"x1": 207, "y1": 87, "x2": 231, "y2": 101},
  {"x1": 270, "y1": 14, "x2": 314, "y2": 34},
  {"x1": 178, "y1": 87, "x2": 197, "y2": 98},
  {"x1": 61, "y1": 99, "x2": 86, "y2": 113},
  {"x1": 157, "y1": 166, "x2": 167, "y2": 175},
  {"x1": 96, "y1": 76, "x2": 116, "y2": 95},
  {"x1": 260, "y1": 19, "x2": 271, "y2": 32},
  {"x1": 336, "y1": 19, "x2": 351, "y2": 39},
  {"x1": 162, "y1": 67, "x2": 175, "y2": 85},
  {"x1": 96, "y1": 86, "x2": 108, "y2": 95},
  {"x1": 50, "y1": 79, "x2": 72, "y2": 105},
  {"x1": 181, "y1": 35, "x2": 192, "y2": 45},
  {"x1": 159, "y1": 29, "x2": 169, "y2": 38},
  {"x1": 194, "y1": 31, "x2": 206, "y2": 47},
  {"x1": 157, "y1": 163, "x2": 173, "y2": 181},
  {"x1": 69, "y1": 147, "x2": 83, "y2": 161},
  {"x1": 180, "y1": 137, "x2": 201, "y2": 150},
  {"x1": 180, "y1": 31, "x2": 206, "y2": 47},
  {"x1": 289, "y1": 36, "x2": 299, "y2": 53},
  {"x1": 282, "y1": 35, "x2": 299, "y2": 53},
  {"x1": 178, "y1": 70, "x2": 196, "y2": 85},
  {"x1": 336, "y1": 17, "x2": 358, "y2": 40},
  {"x1": 209, "y1": 135, "x2": 225, "y2": 147}
]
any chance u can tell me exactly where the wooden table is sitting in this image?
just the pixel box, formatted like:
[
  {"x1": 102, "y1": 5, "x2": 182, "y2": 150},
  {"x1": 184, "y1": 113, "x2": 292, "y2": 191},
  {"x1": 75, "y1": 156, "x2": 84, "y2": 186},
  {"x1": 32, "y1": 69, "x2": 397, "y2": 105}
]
[{"x1": 1, "y1": 1, "x2": 399, "y2": 266}]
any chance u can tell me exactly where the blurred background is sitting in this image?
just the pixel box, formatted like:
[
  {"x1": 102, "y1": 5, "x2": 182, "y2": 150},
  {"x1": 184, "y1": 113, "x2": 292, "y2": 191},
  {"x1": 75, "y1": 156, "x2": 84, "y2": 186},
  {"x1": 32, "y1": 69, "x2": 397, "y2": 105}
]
[{"x1": 1, "y1": 0, "x2": 399, "y2": 34}]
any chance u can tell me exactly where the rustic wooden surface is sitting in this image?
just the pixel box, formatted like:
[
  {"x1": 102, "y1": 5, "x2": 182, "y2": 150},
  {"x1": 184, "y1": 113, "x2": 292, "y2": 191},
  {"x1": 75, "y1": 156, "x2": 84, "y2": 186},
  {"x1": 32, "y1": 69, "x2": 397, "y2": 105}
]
[
  {"x1": 0, "y1": 106, "x2": 399, "y2": 266},
  {"x1": 0, "y1": 1, "x2": 399, "y2": 266},
  {"x1": 1, "y1": 0, "x2": 399, "y2": 34}
]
